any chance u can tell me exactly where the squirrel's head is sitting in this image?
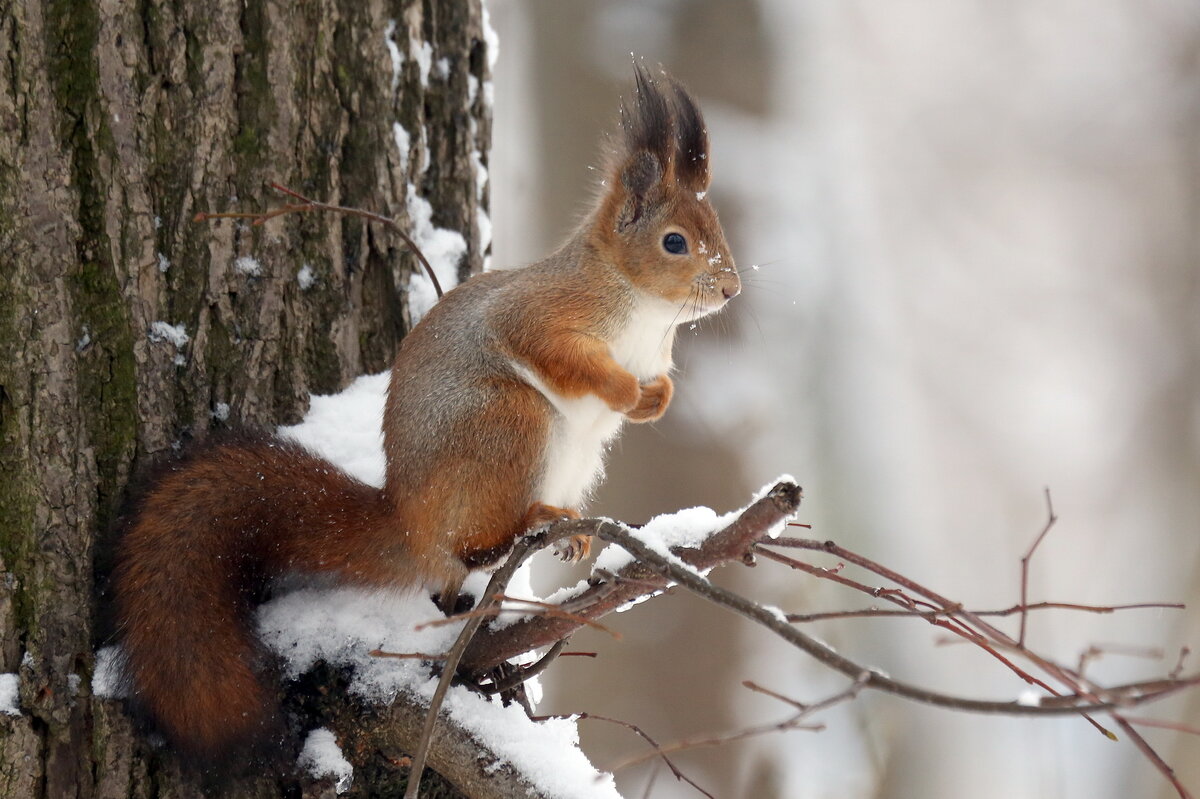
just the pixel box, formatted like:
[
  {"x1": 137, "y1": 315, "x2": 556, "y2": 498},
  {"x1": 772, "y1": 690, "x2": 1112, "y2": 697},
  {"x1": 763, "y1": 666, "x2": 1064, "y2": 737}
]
[{"x1": 594, "y1": 64, "x2": 740, "y2": 321}]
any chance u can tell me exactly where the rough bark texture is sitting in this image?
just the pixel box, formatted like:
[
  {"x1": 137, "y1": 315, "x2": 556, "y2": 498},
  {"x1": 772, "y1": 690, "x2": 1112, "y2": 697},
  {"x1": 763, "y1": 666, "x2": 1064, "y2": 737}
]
[{"x1": 0, "y1": 0, "x2": 491, "y2": 796}]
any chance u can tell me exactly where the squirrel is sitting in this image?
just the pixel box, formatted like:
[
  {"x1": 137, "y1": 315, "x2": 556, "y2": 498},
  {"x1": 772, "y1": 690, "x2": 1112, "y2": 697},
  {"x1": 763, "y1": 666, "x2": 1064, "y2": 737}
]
[{"x1": 111, "y1": 64, "x2": 739, "y2": 768}]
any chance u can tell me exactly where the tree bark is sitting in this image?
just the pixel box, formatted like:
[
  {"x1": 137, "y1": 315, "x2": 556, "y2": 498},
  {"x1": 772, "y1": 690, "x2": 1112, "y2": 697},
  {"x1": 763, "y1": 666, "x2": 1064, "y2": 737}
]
[{"x1": 0, "y1": 0, "x2": 491, "y2": 796}]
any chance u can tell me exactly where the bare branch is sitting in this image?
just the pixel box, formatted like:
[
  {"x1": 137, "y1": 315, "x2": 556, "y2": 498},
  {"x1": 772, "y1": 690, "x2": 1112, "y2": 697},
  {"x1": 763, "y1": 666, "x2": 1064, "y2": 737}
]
[
  {"x1": 1019, "y1": 488, "x2": 1058, "y2": 647},
  {"x1": 195, "y1": 182, "x2": 443, "y2": 299}
]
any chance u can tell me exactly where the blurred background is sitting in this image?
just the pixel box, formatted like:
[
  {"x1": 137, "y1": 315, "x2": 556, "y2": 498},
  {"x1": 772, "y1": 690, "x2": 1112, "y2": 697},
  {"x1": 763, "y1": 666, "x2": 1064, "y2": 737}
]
[{"x1": 485, "y1": 2, "x2": 1200, "y2": 797}]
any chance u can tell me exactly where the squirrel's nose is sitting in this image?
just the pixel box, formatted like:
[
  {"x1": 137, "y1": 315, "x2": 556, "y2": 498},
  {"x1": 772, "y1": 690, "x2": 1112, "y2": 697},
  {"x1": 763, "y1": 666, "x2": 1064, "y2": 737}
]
[{"x1": 722, "y1": 283, "x2": 740, "y2": 300}]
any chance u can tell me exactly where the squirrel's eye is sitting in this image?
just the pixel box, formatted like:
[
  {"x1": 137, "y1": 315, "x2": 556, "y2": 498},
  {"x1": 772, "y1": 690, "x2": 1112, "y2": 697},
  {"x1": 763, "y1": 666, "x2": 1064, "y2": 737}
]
[{"x1": 662, "y1": 232, "x2": 688, "y2": 255}]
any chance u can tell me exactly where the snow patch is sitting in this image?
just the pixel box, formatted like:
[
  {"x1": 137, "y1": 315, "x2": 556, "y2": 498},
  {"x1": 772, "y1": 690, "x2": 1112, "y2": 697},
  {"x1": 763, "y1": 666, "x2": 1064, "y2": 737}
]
[
  {"x1": 297, "y1": 263, "x2": 316, "y2": 290},
  {"x1": 298, "y1": 728, "x2": 353, "y2": 793},
  {"x1": 149, "y1": 321, "x2": 188, "y2": 349},
  {"x1": 392, "y1": 122, "x2": 411, "y2": 173},
  {"x1": 234, "y1": 255, "x2": 262, "y2": 276},
  {"x1": 404, "y1": 183, "x2": 467, "y2": 323},
  {"x1": 592, "y1": 505, "x2": 729, "y2": 577},
  {"x1": 278, "y1": 372, "x2": 390, "y2": 487},
  {"x1": 383, "y1": 20, "x2": 403, "y2": 93},
  {"x1": 470, "y1": 149, "x2": 489, "y2": 201},
  {"x1": 156, "y1": 252, "x2": 170, "y2": 273},
  {"x1": 0, "y1": 673, "x2": 19, "y2": 715},
  {"x1": 439, "y1": 685, "x2": 619, "y2": 798},
  {"x1": 477, "y1": 207, "x2": 493, "y2": 256},
  {"x1": 258, "y1": 587, "x2": 458, "y2": 702},
  {"x1": 411, "y1": 37, "x2": 433, "y2": 86},
  {"x1": 592, "y1": 476, "x2": 798, "y2": 582},
  {"x1": 1017, "y1": 689, "x2": 1042, "y2": 707},
  {"x1": 763, "y1": 604, "x2": 790, "y2": 624},
  {"x1": 418, "y1": 126, "x2": 431, "y2": 174},
  {"x1": 480, "y1": 0, "x2": 500, "y2": 70},
  {"x1": 212, "y1": 402, "x2": 231, "y2": 422}
]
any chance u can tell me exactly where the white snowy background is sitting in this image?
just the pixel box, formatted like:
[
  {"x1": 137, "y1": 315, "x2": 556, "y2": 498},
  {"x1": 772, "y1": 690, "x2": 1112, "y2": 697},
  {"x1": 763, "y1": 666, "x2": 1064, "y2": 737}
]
[{"x1": 483, "y1": 2, "x2": 1200, "y2": 798}]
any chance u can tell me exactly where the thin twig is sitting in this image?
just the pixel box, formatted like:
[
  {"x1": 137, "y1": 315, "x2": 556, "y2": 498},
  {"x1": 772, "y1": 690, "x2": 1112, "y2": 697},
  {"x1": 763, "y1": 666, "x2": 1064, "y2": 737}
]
[
  {"x1": 760, "y1": 531, "x2": 1200, "y2": 783},
  {"x1": 767, "y1": 537, "x2": 1109, "y2": 695},
  {"x1": 607, "y1": 676, "x2": 867, "y2": 774},
  {"x1": 368, "y1": 650, "x2": 447, "y2": 661},
  {"x1": 1020, "y1": 488, "x2": 1058, "y2": 647},
  {"x1": 758, "y1": 540, "x2": 1122, "y2": 737},
  {"x1": 530, "y1": 712, "x2": 714, "y2": 799},
  {"x1": 1123, "y1": 716, "x2": 1200, "y2": 737},
  {"x1": 785, "y1": 601, "x2": 1183, "y2": 624},
  {"x1": 742, "y1": 680, "x2": 811, "y2": 712},
  {"x1": 496, "y1": 595, "x2": 624, "y2": 639},
  {"x1": 1078, "y1": 644, "x2": 1165, "y2": 678},
  {"x1": 479, "y1": 640, "x2": 568, "y2": 695},
  {"x1": 584, "y1": 714, "x2": 714, "y2": 799},
  {"x1": 756, "y1": 545, "x2": 1069, "y2": 702},
  {"x1": 194, "y1": 182, "x2": 443, "y2": 298},
  {"x1": 1114, "y1": 715, "x2": 1194, "y2": 799},
  {"x1": 415, "y1": 594, "x2": 621, "y2": 639},
  {"x1": 1172, "y1": 647, "x2": 1192, "y2": 680}
]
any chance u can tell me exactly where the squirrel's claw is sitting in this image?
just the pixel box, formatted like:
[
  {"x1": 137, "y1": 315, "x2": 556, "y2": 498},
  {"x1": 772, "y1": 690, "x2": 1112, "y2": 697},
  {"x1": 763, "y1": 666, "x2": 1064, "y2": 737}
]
[
  {"x1": 554, "y1": 533, "x2": 592, "y2": 563},
  {"x1": 521, "y1": 502, "x2": 589, "y2": 562}
]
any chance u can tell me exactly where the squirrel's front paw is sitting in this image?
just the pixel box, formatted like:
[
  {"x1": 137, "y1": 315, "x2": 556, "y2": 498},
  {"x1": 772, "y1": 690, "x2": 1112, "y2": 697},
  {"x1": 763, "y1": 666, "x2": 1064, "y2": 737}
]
[{"x1": 625, "y1": 374, "x2": 673, "y2": 422}]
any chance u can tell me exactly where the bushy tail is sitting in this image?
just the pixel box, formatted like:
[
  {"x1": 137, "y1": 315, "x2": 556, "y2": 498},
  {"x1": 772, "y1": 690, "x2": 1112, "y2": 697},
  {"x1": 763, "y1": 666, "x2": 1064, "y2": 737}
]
[
  {"x1": 114, "y1": 529, "x2": 277, "y2": 763},
  {"x1": 111, "y1": 436, "x2": 394, "y2": 766}
]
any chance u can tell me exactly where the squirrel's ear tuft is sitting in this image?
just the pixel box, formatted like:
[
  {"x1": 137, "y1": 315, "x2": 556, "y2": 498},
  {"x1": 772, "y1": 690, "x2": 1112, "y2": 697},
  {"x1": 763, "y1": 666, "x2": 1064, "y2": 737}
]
[
  {"x1": 669, "y1": 77, "x2": 709, "y2": 192},
  {"x1": 610, "y1": 62, "x2": 673, "y2": 231},
  {"x1": 605, "y1": 63, "x2": 710, "y2": 232},
  {"x1": 619, "y1": 62, "x2": 674, "y2": 173}
]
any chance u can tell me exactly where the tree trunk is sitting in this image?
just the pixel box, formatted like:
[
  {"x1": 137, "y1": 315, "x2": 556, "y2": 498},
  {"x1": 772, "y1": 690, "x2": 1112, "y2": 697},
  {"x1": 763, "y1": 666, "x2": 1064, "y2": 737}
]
[{"x1": 0, "y1": 0, "x2": 491, "y2": 795}]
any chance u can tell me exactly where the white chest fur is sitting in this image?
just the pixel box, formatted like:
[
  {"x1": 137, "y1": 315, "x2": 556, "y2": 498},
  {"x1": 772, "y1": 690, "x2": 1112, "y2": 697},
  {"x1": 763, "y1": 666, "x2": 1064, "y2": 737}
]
[{"x1": 517, "y1": 293, "x2": 681, "y2": 509}]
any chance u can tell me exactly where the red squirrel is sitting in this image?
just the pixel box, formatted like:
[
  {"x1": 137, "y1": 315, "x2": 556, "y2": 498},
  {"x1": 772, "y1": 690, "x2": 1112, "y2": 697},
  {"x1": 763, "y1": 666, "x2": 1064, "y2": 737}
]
[{"x1": 111, "y1": 65, "x2": 739, "y2": 766}]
